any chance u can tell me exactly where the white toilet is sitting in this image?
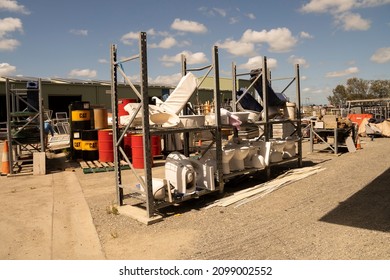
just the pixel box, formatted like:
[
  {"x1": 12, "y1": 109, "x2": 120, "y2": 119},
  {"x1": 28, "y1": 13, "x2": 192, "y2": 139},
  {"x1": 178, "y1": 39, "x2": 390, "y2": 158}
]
[
  {"x1": 244, "y1": 144, "x2": 257, "y2": 168},
  {"x1": 283, "y1": 138, "x2": 296, "y2": 159},
  {"x1": 269, "y1": 140, "x2": 285, "y2": 163},
  {"x1": 221, "y1": 148, "x2": 236, "y2": 174},
  {"x1": 250, "y1": 140, "x2": 266, "y2": 169},
  {"x1": 201, "y1": 146, "x2": 235, "y2": 174},
  {"x1": 230, "y1": 144, "x2": 250, "y2": 171}
]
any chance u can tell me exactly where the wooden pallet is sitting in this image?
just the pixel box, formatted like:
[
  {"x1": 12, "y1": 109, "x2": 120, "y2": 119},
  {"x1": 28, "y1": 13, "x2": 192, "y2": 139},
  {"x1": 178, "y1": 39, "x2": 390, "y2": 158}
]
[{"x1": 79, "y1": 160, "x2": 130, "y2": 174}]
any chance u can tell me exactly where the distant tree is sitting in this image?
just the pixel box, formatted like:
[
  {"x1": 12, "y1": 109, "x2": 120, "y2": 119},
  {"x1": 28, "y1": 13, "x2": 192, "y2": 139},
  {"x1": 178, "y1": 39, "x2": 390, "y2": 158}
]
[
  {"x1": 328, "y1": 84, "x2": 348, "y2": 107},
  {"x1": 328, "y1": 78, "x2": 390, "y2": 107},
  {"x1": 370, "y1": 80, "x2": 390, "y2": 98}
]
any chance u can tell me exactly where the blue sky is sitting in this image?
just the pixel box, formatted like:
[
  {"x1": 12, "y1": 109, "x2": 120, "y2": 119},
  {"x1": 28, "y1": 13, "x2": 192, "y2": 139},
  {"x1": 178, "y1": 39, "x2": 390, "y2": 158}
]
[{"x1": 1, "y1": 0, "x2": 389, "y2": 104}]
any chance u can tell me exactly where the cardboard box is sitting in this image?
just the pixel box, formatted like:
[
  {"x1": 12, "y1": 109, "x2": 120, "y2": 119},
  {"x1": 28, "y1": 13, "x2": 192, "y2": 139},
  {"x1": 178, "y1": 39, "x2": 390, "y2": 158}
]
[{"x1": 323, "y1": 115, "x2": 338, "y2": 129}]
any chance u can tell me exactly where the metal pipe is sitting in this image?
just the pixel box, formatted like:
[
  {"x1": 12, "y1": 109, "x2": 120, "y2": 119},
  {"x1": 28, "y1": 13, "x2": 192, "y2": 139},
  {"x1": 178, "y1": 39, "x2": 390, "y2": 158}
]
[
  {"x1": 117, "y1": 66, "x2": 142, "y2": 100},
  {"x1": 186, "y1": 64, "x2": 212, "y2": 72},
  {"x1": 235, "y1": 73, "x2": 261, "y2": 105},
  {"x1": 115, "y1": 54, "x2": 140, "y2": 65}
]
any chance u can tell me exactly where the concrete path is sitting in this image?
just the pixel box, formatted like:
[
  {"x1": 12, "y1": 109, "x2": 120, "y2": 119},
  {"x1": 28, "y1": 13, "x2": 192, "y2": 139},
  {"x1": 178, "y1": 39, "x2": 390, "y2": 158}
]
[{"x1": 0, "y1": 159, "x2": 105, "y2": 259}]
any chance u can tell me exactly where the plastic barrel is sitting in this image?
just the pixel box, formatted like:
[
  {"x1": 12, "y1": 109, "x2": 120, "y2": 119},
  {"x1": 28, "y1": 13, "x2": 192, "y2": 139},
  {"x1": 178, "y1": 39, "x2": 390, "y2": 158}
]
[
  {"x1": 151, "y1": 135, "x2": 161, "y2": 157},
  {"x1": 98, "y1": 129, "x2": 113, "y2": 162},
  {"x1": 70, "y1": 101, "x2": 91, "y2": 131},
  {"x1": 82, "y1": 129, "x2": 98, "y2": 161},
  {"x1": 123, "y1": 133, "x2": 132, "y2": 160},
  {"x1": 93, "y1": 108, "x2": 108, "y2": 129},
  {"x1": 72, "y1": 130, "x2": 82, "y2": 160},
  {"x1": 131, "y1": 134, "x2": 153, "y2": 169}
]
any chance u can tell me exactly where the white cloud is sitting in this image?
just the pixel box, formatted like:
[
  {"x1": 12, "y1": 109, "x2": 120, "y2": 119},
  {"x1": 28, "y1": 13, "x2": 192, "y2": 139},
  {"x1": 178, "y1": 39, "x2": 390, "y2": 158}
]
[
  {"x1": 0, "y1": 38, "x2": 19, "y2": 50},
  {"x1": 300, "y1": 0, "x2": 355, "y2": 14},
  {"x1": 150, "y1": 73, "x2": 182, "y2": 86},
  {"x1": 68, "y1": 68, "x2": 97, "y2": 78},
  {"x1": 335, "y1": 12, "x2": 371, "y2": 30},
  {"x1": 288, "y1": 55, "x2": 310, "y2": 68},
  {"x1": 237, "y1": 56, "x2": 278, "y2": 70},
  {"x1": 98, "y1": 58, "x2": 108, "y2": 64},
  {"x1": 300, "y1": 31, "x2": 314, "y2": 39},
  {"x1": 0, "y1": 62, "x2": 16, "y2": 75},
  {"x1": 370, "y1": 47, "x2": 390, "y2": 63},
  {"x1": 198, "y1": 7, "x2": 227, "y2": 17},
  {"x1": 160, "y1": 51, "x2": 208, "y2": 67},
  {"x1": 229, "y1": 17, "x2": 239, "y2": 24},
  {"x1": 0, "y1": 0, "x2": 30, "y2": 14},
  {"x1": 150, "y1": 37, "x2": 177, "y2": 49},
  {"x1": 325, "y1": 66, "x2": 359, "y2": 77},
  {"x1": 120, "y1": 31, "x2": 139, "y2": 45},
  {"x1": 69, "y1": 29, "x2": 88, "y2": 36},
  {"x1": 213, "y1": 8, "x2": 227, "y2": 17},
  {"x1": 216, "y1": 38, "x2": 256, "y2": 56},
  {"x1": 0, "y1": 17, "x2": 23, "y2": 37},
  {"x1": 241, "y1": 27, "x2": 298, "y2": 53},
  {"x1": 171, "y1": 18, "x2": 207, "y2": 33},
  {"x1": 246, "y1": 13, "x2": 256, "y2": 20},
  {"x1": 300, "y1": 0, "x2": 390, "y2": 31}
]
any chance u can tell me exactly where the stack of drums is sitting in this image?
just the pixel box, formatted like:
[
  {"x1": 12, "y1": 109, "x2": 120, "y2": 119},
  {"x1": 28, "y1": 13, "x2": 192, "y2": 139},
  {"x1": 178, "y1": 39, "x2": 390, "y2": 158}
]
[
  {"x1": 81, "y1": 130, "x2": 99, "y2": 161},
  {"x1": 70, "y1": 101, "x2": 92, "y2": 160},
  {"x1": 69, "y1": 99, "x2": 163, "y2": 168}
]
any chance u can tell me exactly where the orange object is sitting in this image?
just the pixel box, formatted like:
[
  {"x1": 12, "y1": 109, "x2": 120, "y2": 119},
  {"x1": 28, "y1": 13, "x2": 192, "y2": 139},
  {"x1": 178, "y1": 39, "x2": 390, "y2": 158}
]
[
  {"x1": 1, "y1": 140, "x2": 10, "y2": 175},
  {"x1": 356, "y1": 136, "x2": 362, "y2": 150},
  {"x1": 348, "y1": 113, "x2": 373, "y2": 127}
]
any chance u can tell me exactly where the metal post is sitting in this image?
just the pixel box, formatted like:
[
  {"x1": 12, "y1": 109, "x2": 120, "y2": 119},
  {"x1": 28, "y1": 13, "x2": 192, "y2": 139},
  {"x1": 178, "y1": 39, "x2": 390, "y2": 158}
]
[
  {"x1": 295, "y1": 64, "x2": 303, "y2": 167},
  {"x1": 262, "y1": 57, "x2": 271, "y2": 178},
  {"x1": 310, "y1": 121, "x2": 314, "y2": 153},
  {"x1": 232, "y1": 63, "x2": 237, "y2": 112},
  {"x1": 181, "y1": 54, "x2": 187, "y2": 76},
  {"x1": 111, "y1": 44, "x2": 123, "y2": 206},
  {"x1": 5, "y1": 79, "x2": 13, "y2": 174},
  {"x1": 213, "y1": 46, "x2": 224, "y2": 192},
  {"x1": 139, "y1": 32, "x2": 154, "y2": 218},
  {"x1": 263, "y1": 56, "x2": 269, "y2": 141},
  {"x1": 38, "y1": 79, "x2": 45, "y2": 152}
]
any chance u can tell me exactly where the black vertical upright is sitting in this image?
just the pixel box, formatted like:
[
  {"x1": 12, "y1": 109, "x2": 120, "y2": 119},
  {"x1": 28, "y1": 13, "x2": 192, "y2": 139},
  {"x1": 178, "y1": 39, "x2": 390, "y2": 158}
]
[
  {"x1": 295, "y1": 64, "x2": 303, "y2": 167},
  {"x1": 213, "y1": 46, "x2": 224, "y2": 192},
  {"x1": 111, "y1": 44, "x2": 123, "y2": 206},
  {"x1": 139, "y1": 32, "x2": 154, "y2": 218}
]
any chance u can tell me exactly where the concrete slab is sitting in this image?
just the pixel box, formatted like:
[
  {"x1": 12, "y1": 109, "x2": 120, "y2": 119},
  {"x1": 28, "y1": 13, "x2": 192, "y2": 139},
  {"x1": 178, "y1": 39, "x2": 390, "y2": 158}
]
[
  {"x1": 119, "y1": 204, "x2": 163, "y2": 225},
  {"x1": 0, "y1": 144, "x2": 105, "y2": 260},
  {"x1": 51, "y1": 171, "x2": 105, "y2": 259}
]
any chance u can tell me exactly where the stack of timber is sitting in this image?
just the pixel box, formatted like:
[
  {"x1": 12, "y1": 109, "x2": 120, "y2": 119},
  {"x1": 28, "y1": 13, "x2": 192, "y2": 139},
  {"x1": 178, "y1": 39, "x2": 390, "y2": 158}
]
[{"x1": 206, "y1": 165, "x2": 325, "y2": 208}]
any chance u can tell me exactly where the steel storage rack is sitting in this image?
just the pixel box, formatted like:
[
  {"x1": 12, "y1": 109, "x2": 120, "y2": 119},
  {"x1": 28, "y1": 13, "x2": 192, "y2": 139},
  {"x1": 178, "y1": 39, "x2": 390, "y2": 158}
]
[
  {"x1": 230, "y1": 56, "x2": 303, "y2": 179},
  {"x1": 5, "y1": 78, "x2": 45, "y2": 175},
  {"x1": 110, "y1": 32, "x2": 223, "y2": 223}
]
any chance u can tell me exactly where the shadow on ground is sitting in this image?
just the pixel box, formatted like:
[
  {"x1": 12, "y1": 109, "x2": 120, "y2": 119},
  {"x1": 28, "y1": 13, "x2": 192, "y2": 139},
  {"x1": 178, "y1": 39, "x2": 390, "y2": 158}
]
[{"x1": 320, "y1": 167, "x2": 390, "y2": 232}]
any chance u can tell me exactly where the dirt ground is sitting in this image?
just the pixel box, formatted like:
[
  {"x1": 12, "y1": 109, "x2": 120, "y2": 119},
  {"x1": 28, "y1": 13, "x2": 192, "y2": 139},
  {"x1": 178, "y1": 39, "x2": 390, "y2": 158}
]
[
  {"x1": 0, "y1": 136, "x2": 389, "y2": 260},
  {"x1": 74, "y1": 137, "x2": 389, "y2": 260}
]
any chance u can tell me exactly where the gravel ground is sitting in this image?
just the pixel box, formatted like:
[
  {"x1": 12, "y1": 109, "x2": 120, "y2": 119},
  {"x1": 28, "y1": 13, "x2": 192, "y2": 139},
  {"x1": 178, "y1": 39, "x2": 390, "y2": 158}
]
[{"x1": 72, "y1": 137, "x2": 389, "y2": 260}]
